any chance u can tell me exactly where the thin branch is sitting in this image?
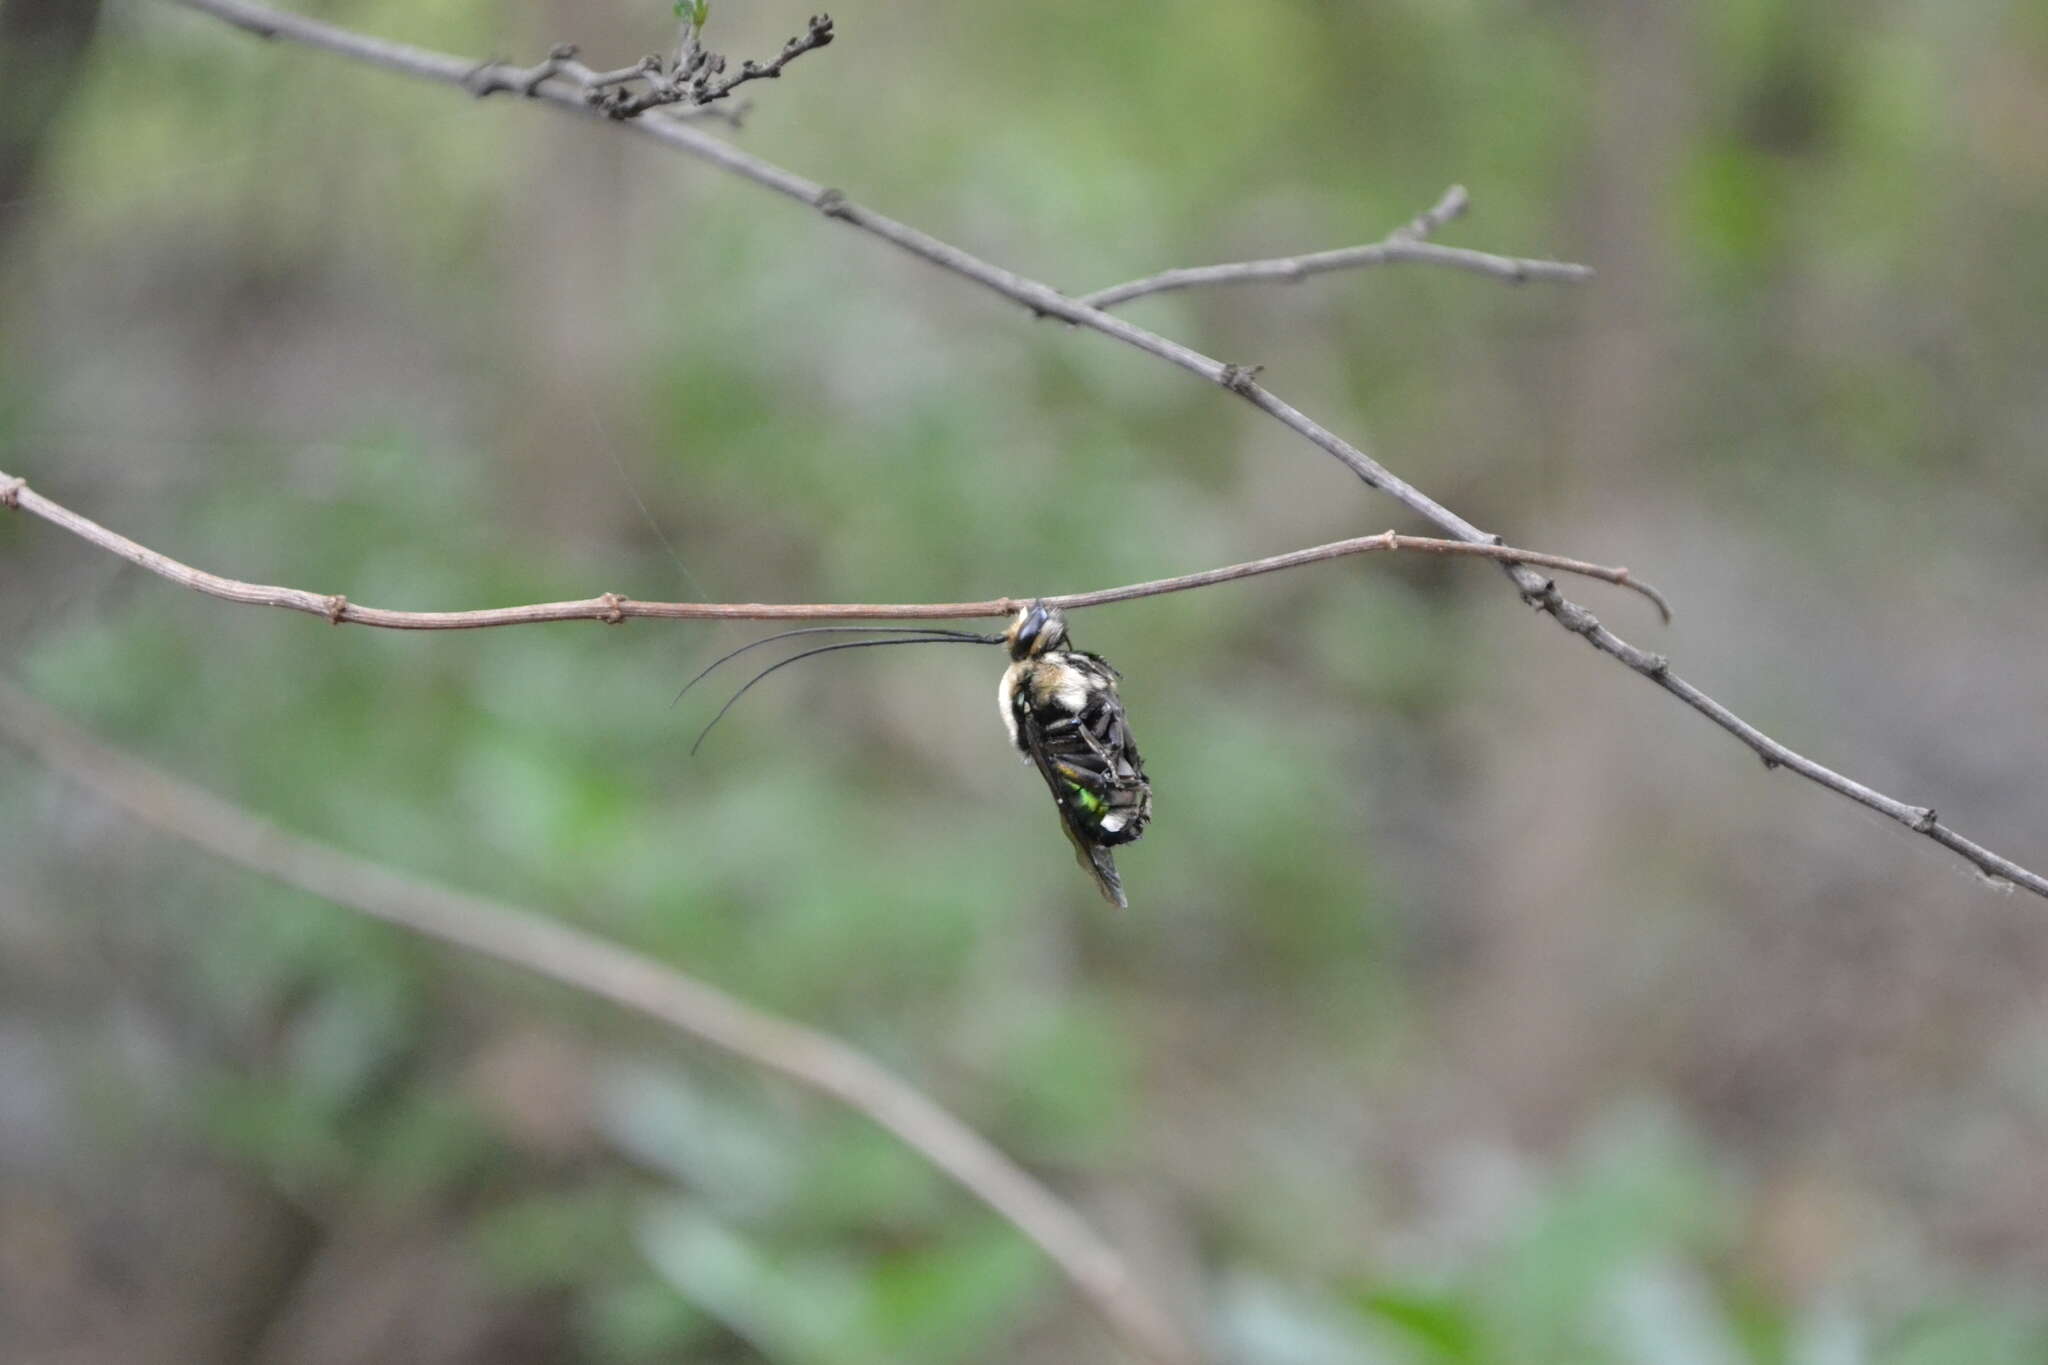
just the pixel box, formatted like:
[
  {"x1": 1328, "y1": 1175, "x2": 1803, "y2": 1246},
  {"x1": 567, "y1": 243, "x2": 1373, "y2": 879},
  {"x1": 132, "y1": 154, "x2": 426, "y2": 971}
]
[
  {"x1": 145, "y1": 0, "x2": 2048, "y2": 901},
  {"x1": 1078, "y1": 184, "x2": 1594, "y2": 311},
  {"x1": 0, "y1": 678, "x2": 1198, "y2": 1365},
  {"x1": 0, "y1": 467, "x2": 1669, "y2": 628}
]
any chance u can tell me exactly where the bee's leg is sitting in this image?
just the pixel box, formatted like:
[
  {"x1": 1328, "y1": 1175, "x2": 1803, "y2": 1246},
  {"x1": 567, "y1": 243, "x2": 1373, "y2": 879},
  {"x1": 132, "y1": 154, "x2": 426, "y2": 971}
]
[
  {"x1": 1039, "y1": 716, "x2": 1106, "y2": 761},
  {"x1": 1052, "y1": 754, "x2": 1111, "y2": 785},
  {"x1": 1047, "y1": 710, "x2": 1114, "y2": 755}
]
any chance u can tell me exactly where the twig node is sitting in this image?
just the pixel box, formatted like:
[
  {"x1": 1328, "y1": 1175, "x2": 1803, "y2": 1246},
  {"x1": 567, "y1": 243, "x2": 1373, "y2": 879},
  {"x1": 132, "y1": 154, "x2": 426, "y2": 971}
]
[
  {"x1": 462, "y1": 58, "x2": 506, "y2": 96},
  {"x1": 0, "y1": 476, "x2": 24, "y2": 510},
  {"x1": 324, "y1": 594, "x2": 349, "y2": 625}
]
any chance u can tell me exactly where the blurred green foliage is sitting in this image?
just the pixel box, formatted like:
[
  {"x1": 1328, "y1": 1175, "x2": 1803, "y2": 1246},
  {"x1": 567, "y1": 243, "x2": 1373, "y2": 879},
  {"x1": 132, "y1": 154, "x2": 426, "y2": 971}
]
[{"x1": 3, "y1": 0, "x2": 2047, "y2": 1361}]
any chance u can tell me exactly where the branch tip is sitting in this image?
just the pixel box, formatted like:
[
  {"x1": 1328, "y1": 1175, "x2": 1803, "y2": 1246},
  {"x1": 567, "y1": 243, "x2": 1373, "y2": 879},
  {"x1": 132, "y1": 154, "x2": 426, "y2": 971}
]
[
  {"x1": 1631, "y1": 577, "x2": 1673, "y2": 625},
  {"x1": 1397, "y1": 184, "x2": 1469, "y2": 241}
]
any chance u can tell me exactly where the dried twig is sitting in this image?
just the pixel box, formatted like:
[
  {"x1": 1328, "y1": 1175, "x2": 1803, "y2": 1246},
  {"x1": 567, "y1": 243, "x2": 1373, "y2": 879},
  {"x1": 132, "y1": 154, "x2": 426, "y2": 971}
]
[
  {"x1": 1078, "y1": 184, "x2": 1594, "y2": 310},
  {"x1": 464, "y1": 14, "x2": 834, "y2": 120},
  {"x1": 0, "y1": 467, "x2": 1670, "y2": 628},
  {"x1": 143, "y1": 6, "x2": 2048, "y2": 901},
  {"x1": 0, "y1": 678, "x2": 1198, "y2": 1365}
]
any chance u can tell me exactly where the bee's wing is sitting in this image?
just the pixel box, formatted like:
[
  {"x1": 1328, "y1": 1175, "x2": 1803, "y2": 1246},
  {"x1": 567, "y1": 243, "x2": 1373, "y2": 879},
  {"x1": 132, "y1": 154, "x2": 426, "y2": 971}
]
[
  {"x1": 1018, "y1": 706, "x2": 1136, "y2": 909},
  {"x1": 1078, "y1": 844, "x2": 1128, "y2": 910}
]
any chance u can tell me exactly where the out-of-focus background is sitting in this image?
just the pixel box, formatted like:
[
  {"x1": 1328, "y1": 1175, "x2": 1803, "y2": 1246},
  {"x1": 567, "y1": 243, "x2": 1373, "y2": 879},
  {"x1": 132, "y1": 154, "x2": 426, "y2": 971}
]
[{"x1": 4, "y1": 1, "x2": 2047, "y2": 1361}]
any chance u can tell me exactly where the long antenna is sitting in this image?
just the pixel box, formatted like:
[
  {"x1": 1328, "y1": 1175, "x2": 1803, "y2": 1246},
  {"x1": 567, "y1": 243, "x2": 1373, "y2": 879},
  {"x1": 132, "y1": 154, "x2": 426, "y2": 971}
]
[
  {"x1": 673, "y1": 624, "x2": 999, "y2": 707},
  {"x1": 691, "y1": 635, "x2": 998, "y2": 755}
]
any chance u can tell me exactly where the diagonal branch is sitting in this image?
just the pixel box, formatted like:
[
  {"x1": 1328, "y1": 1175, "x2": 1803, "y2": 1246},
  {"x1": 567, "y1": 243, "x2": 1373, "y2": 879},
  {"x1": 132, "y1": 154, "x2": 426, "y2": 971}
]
[
  {"x1": 142, "y1": 0, "x2": 2048, "y2": 901},
  {"x1": 1077, "y1": 184, "x2": 1594, "y2": 310},
  {"x1": 0, "y1": 678, "x2": 1199, "y2": 1365},
  {"x1": 0, "y1": 468, "x2": 1670, "y2": 628}
]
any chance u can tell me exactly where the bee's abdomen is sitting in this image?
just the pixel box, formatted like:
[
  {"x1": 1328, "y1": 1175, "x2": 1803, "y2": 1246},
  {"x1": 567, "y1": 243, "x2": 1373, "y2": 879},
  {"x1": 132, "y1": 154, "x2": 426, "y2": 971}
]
[
  {"x1": 1034, "y1": 691, "x2": 1150, "y2": 848},
  {"x1": 1061, "y1": 774, "x2": 1149, "y2": 845}
]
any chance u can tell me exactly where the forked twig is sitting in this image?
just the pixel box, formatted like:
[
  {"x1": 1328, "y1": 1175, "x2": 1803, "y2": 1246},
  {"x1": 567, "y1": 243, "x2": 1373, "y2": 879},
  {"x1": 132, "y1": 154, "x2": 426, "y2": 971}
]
[{"x1": 1078, "y1": 184, "x2": 1594, "y2": 310}]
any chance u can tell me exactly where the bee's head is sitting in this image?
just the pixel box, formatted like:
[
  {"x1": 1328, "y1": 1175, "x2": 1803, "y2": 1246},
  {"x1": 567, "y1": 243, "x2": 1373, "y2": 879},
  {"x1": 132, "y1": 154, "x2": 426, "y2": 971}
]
[{"x1": 1004, "y1": 600, "x2": 1068, "y2": 660}]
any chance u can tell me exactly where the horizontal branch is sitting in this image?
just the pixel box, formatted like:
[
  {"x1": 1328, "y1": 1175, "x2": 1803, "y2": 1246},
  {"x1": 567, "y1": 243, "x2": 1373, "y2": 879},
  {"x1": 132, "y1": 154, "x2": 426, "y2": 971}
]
[
  {"x1": 1078, "y1": 184, "x2": 1594, "y2": 311},
  {"x1": 0, "y1": 678, "x2": 1197, "y2": 1365},
  {"x1": 149, "y1": 0, "x2": 2048, "y2": 899},
  {"x1": 0, "y1": 468, "x2": 1669, "y2": 627}
]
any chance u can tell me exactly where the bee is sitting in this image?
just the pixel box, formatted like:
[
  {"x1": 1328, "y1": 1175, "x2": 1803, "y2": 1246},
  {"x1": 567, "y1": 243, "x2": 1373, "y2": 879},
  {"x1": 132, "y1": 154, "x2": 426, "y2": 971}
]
[
  {"x1": 997, "y1": 601, "x2": 1151, "y2": 907},
  {"x1": 680, "y1": 601, "x2": 1151, "y2": 907}
]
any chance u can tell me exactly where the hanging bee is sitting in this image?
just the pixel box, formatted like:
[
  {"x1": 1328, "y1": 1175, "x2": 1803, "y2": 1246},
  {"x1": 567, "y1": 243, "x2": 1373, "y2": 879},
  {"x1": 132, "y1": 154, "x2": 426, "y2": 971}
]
[
  {"x1": 678, "y1": 601, "x2": 1151, "y2": 907},
  {"x1": 996, "y1": 601, "x2": 1151, "y2": 907}
]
